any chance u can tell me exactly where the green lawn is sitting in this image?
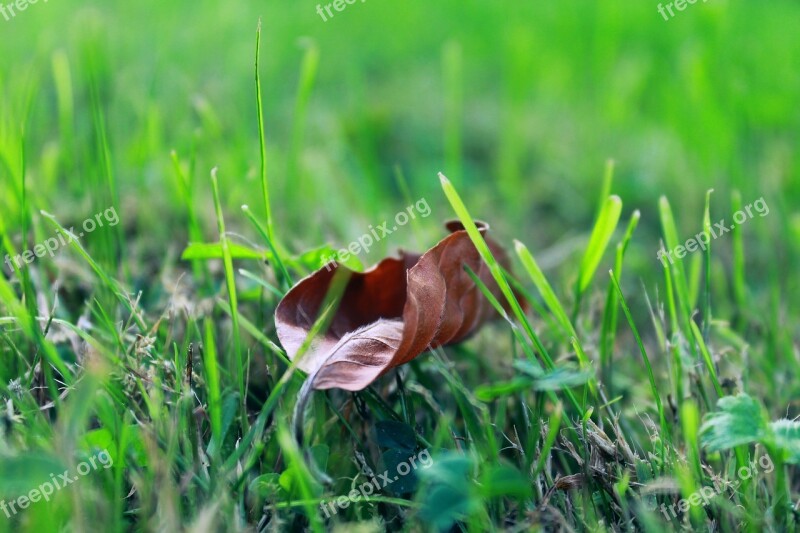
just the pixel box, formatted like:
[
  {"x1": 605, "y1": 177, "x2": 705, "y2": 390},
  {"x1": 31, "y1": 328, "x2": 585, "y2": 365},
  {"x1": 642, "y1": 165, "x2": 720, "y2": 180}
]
[{"x1": 0, "y1": 0, "x2": 798, "y2": 531}]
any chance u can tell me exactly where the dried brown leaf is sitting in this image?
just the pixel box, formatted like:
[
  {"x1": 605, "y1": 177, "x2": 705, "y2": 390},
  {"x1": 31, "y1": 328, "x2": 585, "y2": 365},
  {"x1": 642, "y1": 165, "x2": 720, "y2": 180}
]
[{"x1": 275, "y1": 221, "x2": 514, "y2": 391}]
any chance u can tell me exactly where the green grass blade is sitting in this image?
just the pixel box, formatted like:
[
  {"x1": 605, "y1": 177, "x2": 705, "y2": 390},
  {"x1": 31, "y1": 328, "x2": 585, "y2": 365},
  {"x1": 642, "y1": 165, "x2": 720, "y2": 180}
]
[
  {"x1": 731, "y1": 190, "x2": 746, "y2": 313},
  {"x1": 574, "y1": 194, "x2": 622, "y2": 317},
  {"x1": 610, "y1": 270, "x2": 670, "y2": 449},
  {"x1": 440, "y1": 173, "x2": 584, "y2": 415},
  {"x1": 600, "y1": 210, "x2": 640, "y2": 391},
  {"x1": 254, "y1": 19, "x2": 275, "y2": 244},
  {"x1": 210, "y1": 168, "x2": 244, "y2": 421},
  {"x1": 702, "y1": 189, "x2": 713, "y2": 340},
  {"x1": 596, "y1": 159, "x2": 615, "y2": 218},
  {"x1": 658, "y1": 196, "x2": 692, "y2": 320},
  {"x1": 439, "y1": 173, "x2": 550, "y2": 369},
  {"x1": 242, "y1": 204, "x2": 293, "y2": 290},
  {"x1": 514, "y1": 239, "x2": 575, "y2": 339},
  {"x1": 533, "y1": 402, "x2": 562, "y2": 478},
  {"x1": 689, "y1": 320, "x2": 723, "y2": 398},
  {"x1": 39, "y1": 210, "x2": 144, "y2": 331},
  {"x1": 658, "y1": 196, "x2": 700, "y2": 367},
  {"x1": 203, "y1": 320, "x2": 223, "y2": 457}
]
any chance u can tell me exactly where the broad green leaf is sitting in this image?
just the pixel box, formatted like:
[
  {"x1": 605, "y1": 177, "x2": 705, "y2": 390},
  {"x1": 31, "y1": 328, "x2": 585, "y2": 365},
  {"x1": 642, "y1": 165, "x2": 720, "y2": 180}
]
[
  {"x1": 249, "y1": 473, "x2": 284, "y2": 500},
  {"x1": 700, "y1": 394, "x2": 768, "y2": 452},
  {"x1": 770, "y1": 420, "x2": 800, "y2": 464},
  {"x1": 0, "y1": 453, "x2": 66, "y2": 497},
  {"x1": 382, "y1": 448, "x2": 421, "y2": 494},
  {"x1": 418, "y1": 483, "x2": 477, "y2": 530},
  {"x1": 702, "y1": 396, "x2": 800, "y2": 467},
  {"x1": 81, "y1": 428, "x2": 113, "y2": 450},
  {"x1": 375, "y1": 420, "x2": 417, "y2": 451},
  {"x1": 417, "y1": 453, "x2": 473, "y2": 487},
  {"x1": 417, "y1": 453, "x2": 479, "y2": 530}
]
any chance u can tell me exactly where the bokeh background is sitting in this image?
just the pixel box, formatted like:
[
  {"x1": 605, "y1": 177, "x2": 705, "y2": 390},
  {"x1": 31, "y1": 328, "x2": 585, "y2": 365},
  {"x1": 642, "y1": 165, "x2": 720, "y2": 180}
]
[
  {"x1": 2, "y1": 1, "x2": 800, "y2": 530},
  {"x1": 2, "y1": 0, "x2": 798, "y2": 280}
]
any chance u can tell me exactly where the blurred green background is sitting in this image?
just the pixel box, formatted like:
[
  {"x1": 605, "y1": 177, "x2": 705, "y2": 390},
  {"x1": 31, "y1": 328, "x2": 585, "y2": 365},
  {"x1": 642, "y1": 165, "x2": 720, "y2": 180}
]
[
  {"x1": 1, "y1": 1, "x2": 799, "y2": 530},
  {"x1": 3, "y1": 0, "x2": 798, "y2": 262}
]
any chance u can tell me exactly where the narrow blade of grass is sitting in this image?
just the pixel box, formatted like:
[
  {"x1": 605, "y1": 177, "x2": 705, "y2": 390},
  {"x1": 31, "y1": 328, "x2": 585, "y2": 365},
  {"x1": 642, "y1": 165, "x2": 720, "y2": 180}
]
[
  {"x1": 242, "y1": 204, "x2": 292, "y2": 290},
  {"x1": 440, "y1": 173, "x2": 584, "y2": 415},
  {"x1": 689, "y1": 321, "x2": 723, "y2": 398},
  {"x1": 702, "y1": 189, "x2": 713, "y2": 341},
  {"x1": 439, "y1": 172, "x2": 550, "y2": 370},
  {"x1": 573, "y1": 194, "x2": 622, "y2": 319},
  {"x1": 731, "y1": 190, "x2": 746, "y2": 314},
  {"x1": 609, "y1": 270, "x2": 670, "y2": 452},
  {"x1": 210, "y1": 168, "x2": 244, "y2": 423},
  {"x1": 600, "y1": 210, "x2": 640, "y2": 394},
  {"x1": 514, "y1": 239, "x2": 575, "y2": 339},
  {"x1": 254, "y1": 20, "x2": 275, "y2": 245},
  {"x1": 203, "y1": 320, "x2": 223, "y2": 458}
]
